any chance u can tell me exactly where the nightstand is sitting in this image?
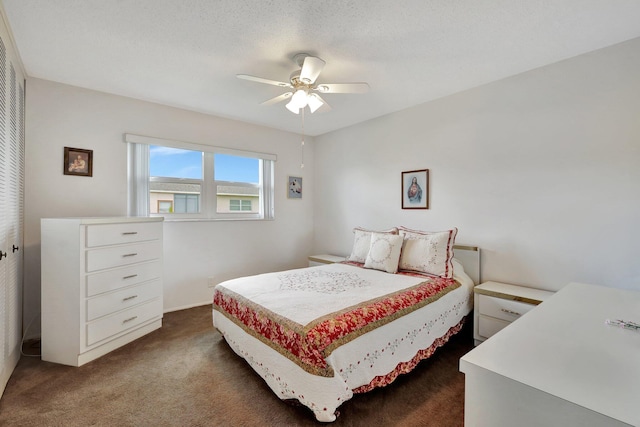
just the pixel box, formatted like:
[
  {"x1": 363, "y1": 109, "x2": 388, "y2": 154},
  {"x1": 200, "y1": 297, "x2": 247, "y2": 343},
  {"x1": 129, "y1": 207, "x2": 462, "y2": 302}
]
[
  {"x1": 308, "y1": 254, "x2": 345, "y2": 267},
  {"x1": 473, "y1": 281, "x2": 554, "y2": 346}
]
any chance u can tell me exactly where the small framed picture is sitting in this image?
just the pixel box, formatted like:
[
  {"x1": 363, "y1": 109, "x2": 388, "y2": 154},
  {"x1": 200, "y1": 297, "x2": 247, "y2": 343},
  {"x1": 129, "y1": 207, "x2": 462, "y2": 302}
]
[
  {"x1": 288, "y1": 176, "x2": 302, "y2": 199},
  {"x1": 402, "y1": 169, "x2": 429, "y2": 209},
  {"x1": 64, "y1": 147, "x2": 93, "y2": 177}
]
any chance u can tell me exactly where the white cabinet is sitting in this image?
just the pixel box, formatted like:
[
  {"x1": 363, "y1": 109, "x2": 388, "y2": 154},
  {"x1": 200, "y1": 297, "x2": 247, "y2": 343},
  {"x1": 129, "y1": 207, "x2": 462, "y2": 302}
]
[
  {"x1": 41, "y1": 217, "x2": 164, "y2": 366},
  {"x1": 308, "y1": 254, "x2": 345, "y2": 267},
  {"x1": 473, "y1": 281, "x2": 553, "y2": 346}
]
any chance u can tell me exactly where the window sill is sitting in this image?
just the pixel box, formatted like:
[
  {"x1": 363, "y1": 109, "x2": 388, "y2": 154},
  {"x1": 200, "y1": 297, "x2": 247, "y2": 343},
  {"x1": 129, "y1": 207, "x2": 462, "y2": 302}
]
[{"x1": 153, "y1": 216, "x2": 274, "y2": 223}]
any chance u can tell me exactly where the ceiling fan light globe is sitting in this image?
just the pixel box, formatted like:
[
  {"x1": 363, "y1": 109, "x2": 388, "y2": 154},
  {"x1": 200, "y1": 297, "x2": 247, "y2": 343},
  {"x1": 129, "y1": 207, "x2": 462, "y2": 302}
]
[
  {"x1": 291, "y1": 89, "x2": 309, "y2": 108},
  {"x1": 285, "y1": 100, "x2": 300, "y2": 114},
  {"x1": 307, "y1": 94, "x2": 324, "y2": 113}
]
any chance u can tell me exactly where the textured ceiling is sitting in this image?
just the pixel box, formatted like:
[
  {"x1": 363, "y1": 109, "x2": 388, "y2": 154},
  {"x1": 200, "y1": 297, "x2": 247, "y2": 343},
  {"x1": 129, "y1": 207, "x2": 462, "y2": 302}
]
[{"x1": 3, "y1": 0, "x2": 640, "y2": 136}]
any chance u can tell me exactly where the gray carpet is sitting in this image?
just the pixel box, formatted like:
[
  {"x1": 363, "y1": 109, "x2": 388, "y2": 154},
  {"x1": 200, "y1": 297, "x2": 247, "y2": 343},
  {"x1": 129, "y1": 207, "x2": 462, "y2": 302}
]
[{"x1": 0, "y1": 305, "x2": 472, "y2": 426}]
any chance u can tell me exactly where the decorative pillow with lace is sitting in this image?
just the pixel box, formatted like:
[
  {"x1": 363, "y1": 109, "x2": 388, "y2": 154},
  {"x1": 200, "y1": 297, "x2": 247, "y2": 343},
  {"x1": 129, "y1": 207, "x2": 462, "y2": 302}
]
[
  {"x1": 364, "y1": 232, "x2": 404, "y2": 274},
  {"x1": 347, "y1": 227, "x2": 398, "y2": 264},
  {"x1": 398, "y1": 227, "x2": 458, "y2": 278}
]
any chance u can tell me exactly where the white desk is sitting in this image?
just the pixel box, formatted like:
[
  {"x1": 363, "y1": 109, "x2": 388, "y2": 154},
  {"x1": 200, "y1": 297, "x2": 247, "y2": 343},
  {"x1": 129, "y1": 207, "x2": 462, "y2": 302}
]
[{"x1": 460, "y1": 282, "x2": 640, "y2": 427}]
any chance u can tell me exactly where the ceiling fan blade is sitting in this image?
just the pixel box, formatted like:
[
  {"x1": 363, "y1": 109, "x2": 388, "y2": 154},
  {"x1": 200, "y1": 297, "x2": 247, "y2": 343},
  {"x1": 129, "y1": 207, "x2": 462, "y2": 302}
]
[
  {"x1": 299, "y1": 56, "x2": 326, "y2": 84},
  {"x1": 237, "y1": 74, "x2": 292, "y2": 88},
  {"x1": 260, "y1": 92, "x2": 293, "y2": 106},
  {"x1": 314, "y1": 82, "x2": 370, "y2": 94}
]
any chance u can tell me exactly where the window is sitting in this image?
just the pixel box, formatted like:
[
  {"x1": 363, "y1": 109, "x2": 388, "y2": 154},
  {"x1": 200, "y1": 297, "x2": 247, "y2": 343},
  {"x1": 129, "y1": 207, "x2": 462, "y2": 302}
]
[
  {"x1": 157, "y1": 200, "x2": 173, "y2": 213},
  {"x1": 229, "y1": 199, "x2": 252, "y2": 211},
  {"x1": 126, "y1": 134, "x2": 275, "y2": 220},
  {"x1": 174, "y1": 194, "x2": 199, "y2": 213}
]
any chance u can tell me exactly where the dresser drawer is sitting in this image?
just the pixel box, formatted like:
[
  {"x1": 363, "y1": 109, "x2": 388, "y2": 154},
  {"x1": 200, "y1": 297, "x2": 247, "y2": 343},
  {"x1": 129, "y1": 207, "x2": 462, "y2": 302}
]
[
  {"x1": 86, "y1": 241, "x2": 162, "y2": 272},
  {"x1": 86, "y1": 298, "x2": 162, "y2": 346},
  {"x1": 478, "y1": 294, "x2": 535, "y2": 323},
  {"x1": 86, "y1": 222, "x2": 161, "y2": 248},
  {"x1": 86, "y1": 280, "x2": 162, "y2": 321},
  {"x1": 86, "y1": 261, "x2": 161, "y2": 297}
]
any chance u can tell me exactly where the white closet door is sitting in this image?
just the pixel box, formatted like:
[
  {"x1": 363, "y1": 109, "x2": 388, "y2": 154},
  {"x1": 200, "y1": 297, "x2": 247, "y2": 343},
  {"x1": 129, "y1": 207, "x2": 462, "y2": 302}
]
[
  {"x1": 0, "y1": 25, "x2": 25, "y2": 398},
  {"x1": 5, "y1": 62, "x2": 23, "y2": 364},
  {"x1": 0, "y1": 34, "x2": 6, "y2": 384}
]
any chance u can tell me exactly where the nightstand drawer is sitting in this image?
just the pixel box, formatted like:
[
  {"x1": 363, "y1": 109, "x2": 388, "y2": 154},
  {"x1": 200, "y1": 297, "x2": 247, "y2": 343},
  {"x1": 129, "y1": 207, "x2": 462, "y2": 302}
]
[
  {"x1": 478, "y1": 314, "x2": 510, "y2": 338},
  {"x1": 473, "y1": 281, "x2": 554, "y2": 346},
  {"x1": 478, "y1": 294, "x2": 535, "y2": 322}
]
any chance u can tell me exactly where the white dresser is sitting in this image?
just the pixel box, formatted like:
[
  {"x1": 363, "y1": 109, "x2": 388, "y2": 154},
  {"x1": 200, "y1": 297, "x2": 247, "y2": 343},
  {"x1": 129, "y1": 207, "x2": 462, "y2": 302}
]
[{"x1": 41, "y1": 217, "x2": 164, "y2": 366}]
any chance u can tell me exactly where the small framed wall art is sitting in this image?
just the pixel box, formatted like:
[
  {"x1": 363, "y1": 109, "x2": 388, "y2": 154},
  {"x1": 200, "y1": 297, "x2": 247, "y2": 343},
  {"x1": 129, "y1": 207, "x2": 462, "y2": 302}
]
[
  {"x1": 64, "y1": 147, "x2": 93, "y2": 177},
  {"x1": 288, "y1": 176, "x2": 302, "y2": 199},
  {"x1": 402, "y1": 169, "x2": 429, "y2": 209}
]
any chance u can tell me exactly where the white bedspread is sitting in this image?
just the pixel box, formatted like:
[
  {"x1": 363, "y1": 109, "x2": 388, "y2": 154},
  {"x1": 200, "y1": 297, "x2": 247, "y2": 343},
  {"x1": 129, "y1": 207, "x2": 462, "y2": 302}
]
[
  {"x1": 218, "y1": 263, "x2": 450, "y2": 324},
  {"x1": 213, "y1": 263, "x2": 473, "y2": 422}
]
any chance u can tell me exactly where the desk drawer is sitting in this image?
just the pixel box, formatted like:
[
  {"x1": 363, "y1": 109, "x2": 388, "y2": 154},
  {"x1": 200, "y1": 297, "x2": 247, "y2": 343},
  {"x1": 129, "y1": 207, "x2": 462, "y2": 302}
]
[
  {"x1": 478, "y1": 294, "x2": 535, "y2": 323},
  {"x1": 87, "y1": 280, "x2": 161, "y2": 321},
  {"x1": 86, "y1": 222, "x2": 161, "y2": 247},
  {"x1": 86, "y1": 298, "x2": 162, "y2": 346},
  {"x1": 86, "y1": 241, "x2": 161, "y2": 272},
  {"x1": 86, "y1": 261, "x2": 161, "y2": 297}
]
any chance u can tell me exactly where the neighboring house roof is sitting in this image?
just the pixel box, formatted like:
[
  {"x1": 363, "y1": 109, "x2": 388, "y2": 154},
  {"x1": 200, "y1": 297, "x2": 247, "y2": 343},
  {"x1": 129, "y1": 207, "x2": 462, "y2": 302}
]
[
  {"x1": 150, "y1": 182, "x2": 258, "y2": 196},
  {"x1": 150, "y1": 182, "x2": 200, "y2": 193},
  {"x1": 217, "y1": 185, "x2": 259, "y2": 196}
]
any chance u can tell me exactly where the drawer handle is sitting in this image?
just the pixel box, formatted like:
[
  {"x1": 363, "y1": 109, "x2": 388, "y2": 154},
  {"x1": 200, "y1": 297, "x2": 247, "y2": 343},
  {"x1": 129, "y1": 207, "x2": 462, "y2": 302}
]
[
  {"x1": 123, "y1": 316, "x2": 138, "y2": 324},
  {"x1": 122, "y1": 295, "x2": 138, "y2": 302},
  {"x1": 501, "y1": 308, "x2": 521, "y2": 316},
  {"x1": 122, "y1": 253, "x2": 138, "y2": 258},
  {"x1": 122, "y1": 232, "x2": 138, "y2": 235},
  {"x1": 123, "y1": 274, "x2": 138, "y2": 280}
]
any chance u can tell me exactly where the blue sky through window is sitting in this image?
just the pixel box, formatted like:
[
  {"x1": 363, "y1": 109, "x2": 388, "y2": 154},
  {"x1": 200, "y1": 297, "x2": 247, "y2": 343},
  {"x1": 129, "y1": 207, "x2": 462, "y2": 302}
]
[
  {"x1": 214, "y1": 153, "x2": 259, "y2": 183},
  {"x1": 149, "y1": 145, "x2": 258, "y2": 183},
  {"x1": 150, "y1": 146, "x2": 202, "y2": 179}
]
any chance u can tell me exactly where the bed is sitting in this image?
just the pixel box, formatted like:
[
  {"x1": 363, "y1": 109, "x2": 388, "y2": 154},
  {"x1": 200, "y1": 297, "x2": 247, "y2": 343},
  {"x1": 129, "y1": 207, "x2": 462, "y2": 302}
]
[{"x1": 212, "y1": 227, "x2": 479, "y2": 422}]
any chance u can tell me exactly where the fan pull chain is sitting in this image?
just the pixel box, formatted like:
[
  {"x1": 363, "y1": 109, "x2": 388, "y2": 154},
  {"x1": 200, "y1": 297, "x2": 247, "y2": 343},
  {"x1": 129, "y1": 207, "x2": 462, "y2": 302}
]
[{"x1": 300, "y1": 107, "x2": 305, "y2": 169}]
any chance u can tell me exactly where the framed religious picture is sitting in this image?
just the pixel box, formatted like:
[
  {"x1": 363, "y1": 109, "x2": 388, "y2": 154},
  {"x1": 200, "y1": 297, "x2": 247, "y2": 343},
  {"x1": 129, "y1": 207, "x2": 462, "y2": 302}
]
[
  {"x1": 64, "y1": 147, "x2": 93, "y2": 177},
  {"x1": 402, "y1": 169, "x2": 429, "y2": 209},
  {"x1": 288, "y1": 176, "x2": 302, "y2": 199}
]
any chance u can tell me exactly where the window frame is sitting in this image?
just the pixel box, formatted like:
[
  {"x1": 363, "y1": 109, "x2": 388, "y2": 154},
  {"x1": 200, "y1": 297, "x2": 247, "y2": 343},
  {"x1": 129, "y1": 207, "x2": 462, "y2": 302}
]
[{"x1": 126, "y1": 134, "x2": 275, "y2": 221}]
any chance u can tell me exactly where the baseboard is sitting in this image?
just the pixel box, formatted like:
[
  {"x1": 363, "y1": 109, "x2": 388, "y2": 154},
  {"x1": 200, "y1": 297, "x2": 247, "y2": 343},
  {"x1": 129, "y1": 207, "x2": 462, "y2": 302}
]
[{"x1": 163, "y1": 300, "x2": 212, "y2": 313}]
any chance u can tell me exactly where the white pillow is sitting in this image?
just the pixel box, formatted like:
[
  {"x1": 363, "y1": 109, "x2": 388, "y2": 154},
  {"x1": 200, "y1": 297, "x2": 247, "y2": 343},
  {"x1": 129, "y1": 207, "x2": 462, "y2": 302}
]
[
  {"x1": 398, "y1": 227, "x2": 458, "y2": 278},
  {"x1": 347, "y1": 227, "x2": 398, "y2": 263},
  {"x1": 364, "y1": 232, "x2": 404, "y2": 274}
]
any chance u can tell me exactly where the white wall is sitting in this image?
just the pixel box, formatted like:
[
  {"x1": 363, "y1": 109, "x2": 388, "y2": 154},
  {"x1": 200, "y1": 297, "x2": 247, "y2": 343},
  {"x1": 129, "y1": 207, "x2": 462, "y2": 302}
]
[
  {"x1": 24, "y1": 78, "x2": 315, "y2": 335},
  {"x1": 314, "y1": 37, "x2": 640, "y2": 292},
  {"x1": 22, "y1": 36, "x2": 640, "y2": 337}
]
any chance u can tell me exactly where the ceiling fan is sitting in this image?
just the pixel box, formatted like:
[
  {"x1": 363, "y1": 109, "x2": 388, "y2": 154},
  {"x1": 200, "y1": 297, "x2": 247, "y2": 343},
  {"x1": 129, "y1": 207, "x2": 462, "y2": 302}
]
[{"x1": 237, "y1": 53, "x2": 369, "y2": 114}]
